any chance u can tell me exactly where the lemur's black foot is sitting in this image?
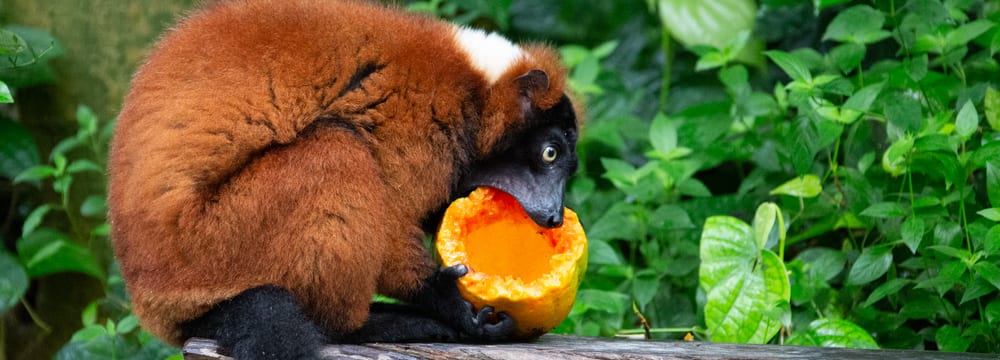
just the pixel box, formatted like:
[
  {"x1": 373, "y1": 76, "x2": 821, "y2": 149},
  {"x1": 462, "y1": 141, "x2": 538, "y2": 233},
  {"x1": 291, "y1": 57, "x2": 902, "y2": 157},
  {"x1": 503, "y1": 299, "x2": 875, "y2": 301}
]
[{"x1": 180, "y1": 285, "x2": 328, "y2": 360}]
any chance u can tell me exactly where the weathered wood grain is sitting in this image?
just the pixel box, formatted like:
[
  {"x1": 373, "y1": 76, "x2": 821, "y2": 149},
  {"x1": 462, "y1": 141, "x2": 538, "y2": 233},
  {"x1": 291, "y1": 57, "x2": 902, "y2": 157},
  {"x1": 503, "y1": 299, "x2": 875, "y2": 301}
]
[{"x1": 183, "y1": 334, "x2": 1000, "y2": 360}]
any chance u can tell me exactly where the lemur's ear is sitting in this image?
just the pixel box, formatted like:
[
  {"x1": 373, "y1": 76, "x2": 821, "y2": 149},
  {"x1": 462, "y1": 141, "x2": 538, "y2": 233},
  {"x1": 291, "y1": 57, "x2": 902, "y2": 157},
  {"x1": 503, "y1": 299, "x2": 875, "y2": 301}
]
[{"x1": 515, "y1": 69, "x2": 550, "y2": 100}]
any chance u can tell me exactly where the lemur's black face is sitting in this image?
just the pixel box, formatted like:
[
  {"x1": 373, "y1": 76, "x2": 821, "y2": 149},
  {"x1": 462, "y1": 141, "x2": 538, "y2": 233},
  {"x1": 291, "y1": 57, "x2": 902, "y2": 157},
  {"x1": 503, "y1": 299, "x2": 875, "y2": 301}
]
[{"x1": 466, "y1": 96, "x2": 578, "y2": 228}]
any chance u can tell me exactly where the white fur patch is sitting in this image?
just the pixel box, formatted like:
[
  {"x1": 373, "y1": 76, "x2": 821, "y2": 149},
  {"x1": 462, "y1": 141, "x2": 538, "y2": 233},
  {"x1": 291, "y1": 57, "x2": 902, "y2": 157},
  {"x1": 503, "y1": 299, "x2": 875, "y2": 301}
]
[{"x1": 453, "y1": 27, "x2": 522, "y2": 84}]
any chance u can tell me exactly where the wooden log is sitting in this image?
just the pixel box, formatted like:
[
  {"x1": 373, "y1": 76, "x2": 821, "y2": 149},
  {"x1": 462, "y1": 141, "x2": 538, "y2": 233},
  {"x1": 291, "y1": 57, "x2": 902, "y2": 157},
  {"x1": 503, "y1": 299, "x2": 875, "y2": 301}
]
[{"x1": 182, "y1": 334, "x2": 998, "y2": 360}]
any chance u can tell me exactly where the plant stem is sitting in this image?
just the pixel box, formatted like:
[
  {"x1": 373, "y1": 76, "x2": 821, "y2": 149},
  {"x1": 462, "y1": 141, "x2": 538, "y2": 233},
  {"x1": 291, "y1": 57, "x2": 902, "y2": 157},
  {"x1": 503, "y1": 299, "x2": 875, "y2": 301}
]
[
  {"x1": 659, "y1": 28, "x2": 673, "y2": 113},
  {"x1": 19, "y1": 298, "x2": 52, "y2": 333}
]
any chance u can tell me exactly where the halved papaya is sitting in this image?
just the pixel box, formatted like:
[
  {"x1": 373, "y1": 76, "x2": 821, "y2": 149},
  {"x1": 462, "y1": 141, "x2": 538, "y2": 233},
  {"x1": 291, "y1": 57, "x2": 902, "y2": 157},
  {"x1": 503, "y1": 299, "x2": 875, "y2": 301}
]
[{"x1": 436, "y1": 187, "x2": 587, "y2": 339}]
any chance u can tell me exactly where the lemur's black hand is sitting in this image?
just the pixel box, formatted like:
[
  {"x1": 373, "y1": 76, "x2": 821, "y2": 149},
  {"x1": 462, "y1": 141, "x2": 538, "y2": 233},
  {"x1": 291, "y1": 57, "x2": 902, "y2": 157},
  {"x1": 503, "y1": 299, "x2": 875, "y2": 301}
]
[{"x1": 422, "y1": 264, "x2": 515, "y2": 342}]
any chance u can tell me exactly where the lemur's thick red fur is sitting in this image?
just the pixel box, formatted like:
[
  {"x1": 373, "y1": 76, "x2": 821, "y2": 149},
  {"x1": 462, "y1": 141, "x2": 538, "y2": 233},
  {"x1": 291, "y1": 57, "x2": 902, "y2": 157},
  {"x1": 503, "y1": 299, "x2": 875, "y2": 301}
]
[{"x1": 108, "y1": 0, "x2": 568, "y2": 345}]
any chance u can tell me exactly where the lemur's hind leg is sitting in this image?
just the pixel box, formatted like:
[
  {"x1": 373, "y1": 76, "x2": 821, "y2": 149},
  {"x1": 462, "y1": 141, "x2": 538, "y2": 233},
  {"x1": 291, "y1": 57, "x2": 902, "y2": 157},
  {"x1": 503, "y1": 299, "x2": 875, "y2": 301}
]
[{"x1": 180, "y1": 285, "x2": 328, "y2": 360}]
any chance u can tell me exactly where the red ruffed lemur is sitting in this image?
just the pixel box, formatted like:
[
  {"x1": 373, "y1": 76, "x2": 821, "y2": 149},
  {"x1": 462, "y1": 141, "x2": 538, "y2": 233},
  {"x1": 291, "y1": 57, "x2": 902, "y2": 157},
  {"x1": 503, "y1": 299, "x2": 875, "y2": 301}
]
[{"x1": 108, "y1": 0, "x2": 580, "y2": 359}]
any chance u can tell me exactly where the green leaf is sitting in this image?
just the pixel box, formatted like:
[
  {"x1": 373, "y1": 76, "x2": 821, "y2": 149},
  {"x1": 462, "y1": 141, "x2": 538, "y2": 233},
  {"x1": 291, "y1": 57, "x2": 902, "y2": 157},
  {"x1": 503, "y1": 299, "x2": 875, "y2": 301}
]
[
  {"x1": 769, "y1": 175, "x2": 822, "y2": 198},
  {"x1": 954, "y1": 100, "x2": 978, "y2": 138},
  {"x1": 986, "y1": 300, "x2": 1000, "y2": 324},
  {"x1": 0, "y1": 118, "x2": 41, "y2": 179},
  {"x1": 862, "y1": 278, "x2": 911, "y2": 307},
  {"x1": 822, "y1": 5, "x2": 887, "y2": 44},
  {"x1": 847, "y1": 245, "x2": 893, "y2": 286},
  {"x1": 76, "y1": 105, "x2": 99, "y2": 138},
  {"x1": 936, "y1": 325, "x2": 972, "y2": 352},
  {"x1": 704, "y1": 250, "x2": 788, "y2": 344},
  {"x1": 979, "y1": 208, "x2": 1000, "y2": 222},
  {"x1": 658, "y1": 0, "x2": 757, "y2": 50},
  {"x1": 904, "y1": 54, "x2": 929, "y2": 81},
  {"x1": 577, "y1": 289, "x2": 629, "y2": 314},
  {"x1": 766, "y1": 50, "x2": 811, "y2": 83},
  {"x1": 12, "y1": 164, "x2": 55, "y2": 184},
  {"x1": 828, "y1": 43, "x2": 865, "y2": 73},
  {"x1": 649, "y1": 113, "x2": 678, "y2": 155},
  {"x1": 804, "y1": 318, "x2": 878, "y2": 349},
  {"x1": 16, "y1": 229, "x2": 104, "y2": 280},
  {"x1": 860, "y1": 202, "x2": 906, "y2": 218},
  {"x1": 0, "y1": 26, "x2": 63, "y2": 88},
  {"x1": 927, "y1": 245, "x2": 972, "y2": 261},
  {"x1": 901, "y1": 216, "x2": 925, "y2": 253},
  {"x1": 0, "y1": 81, "x2": 11, "y2": 103},
  {"x1": 988, "y1": 162, "x2": 1000, "y2": 208},
  {"x1": 884, "y1": 94, "x2": 922, "y2": 137},
  {"x1": 66, "y1": 159, "x2": 102, "y2": 174},
  {"x1": 986, "y1": 87, "x2": 1000, "y2": 131},
  {"x1": 843, "y1": 82, "x2": 884, "y2": 113},
  {"x1": 632, "y1": 269, "x2": 662, "y2": 308},
  {"x1": 795, "y1": 248, "x2": 846, "y2": 281},
  {"x1": 80, "y1": 195, "x2": 107, "y2": 218},
  {"x1": 699, "y1": 216, "x2": 755, "y2": 290},
  {"x1": 961, "y1": 277, "x2": 995, "y2": 304},
  {"x1": 973, "y1": 262, "x2": 1000, "y2": 290},
  {"x1": 116, "y1": 314, "x2": 139, "y2": 334},
  {"x1": 985, "y1": 225, "x2": 1000, "y2": 256},
  {"x1": 0, "y1": 252, "x2": 28, "y2": 313},
  {"x1": 81, "y1": 301, "x2": 97, "y2": 326},
  {"x1": 752, "y1": 202, "x2": 784, "y2": 250},
  {"x1": 21, "y1": 204, "x2": 51, "y2": 238},
  {"x1": 881, "y1": 136, "x2": 913, "y2": 176},
  {"x1": 944, "y1": 20, "x2": 995, "y2": 49},
  {"x1": 588, "y1": 239, "x2": 623, "y2": 265}
]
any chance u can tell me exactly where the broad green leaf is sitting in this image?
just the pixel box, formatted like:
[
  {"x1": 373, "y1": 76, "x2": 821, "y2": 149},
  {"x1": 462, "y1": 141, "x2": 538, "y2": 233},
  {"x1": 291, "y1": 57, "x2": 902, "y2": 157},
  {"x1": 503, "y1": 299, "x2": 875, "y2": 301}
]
[
  {"x1": 847, "y1": 245, "x2": 893, "y2": 286},
  {"x1": 116, "y1": 314, "x2": 139, "y2": 334},
  {"x1": 904, "y1": 54, "x2": 929, "y2": 81},
  {"x1": 649, "y1": 113, "x2": 678, "y2": 155},
  {"x1": 80, "y1": 195, "x2": 107, "y2": 218},
  {"x1": 658, "y1": 0, "x2": 756, "y2": 51},
  {"x1": 944, "y1": 20, "x2": 995, "y2": 49},
  {"x1": 986, "y1": 225, "x2": 1000, "y2": 256},
  {"x1": 954, "y1": 100, "x2": 978, "y2": 138},
  {"x1": 795, "y1": 248, "x2": 846, "y2": 281},
  {"x1": 752, "y1": 202, "x2": 784, "y2": 250},
  {"x1": 0, "y1": 81, "x2": 10, "y2": 103},
  {"x1": 961, "y1": 278, "x2": 995, "y2": 304},
  {"x1": 936, "y1": 325, "x2": 972, "y2": 352},
  {"x1": 15, "y1": 229, "x2": 104, "y2": 280},
  {"x1": 973, "y1": 262, "x2": 1000, "y2": 290},
  {"x1": 986, "y1": 87, "x2": 1000, "y2": 131},
  {"x1": 770, "y1": 175, "x2": 822, "y2": 198},
  {"x1": 704, "y1": 250, "x2": 788, "y2": 344},
  {"x1": 766, "y1": 50, "x2": 811, "y2": 83},
  {"x1": 862, "y1": 278, "x2": 911, "y2": 307},
  {"x1": 0, "y1": 252, "x2": 28, "y2": 313},
  {"x1": 881, "y1": 136, "x2": 913, "y2": 176},
  {"x1": 632, "y1": 269, "x2": 662, "y2": 309},
  {"x1": 576, "y1": 289, "x2": 629, "y2": 314},
  {"x1": 860, "y1": 202, "x2": 906, "y2": 218},
  {"x1": 823, "y1": 5, "x2": 890, "y2": 44},
  {"x1": 0, "y1": 26, "x2": 63, "y2": 88},
  {"x1": 883, "y1": 94, "x2": 922, "y2": 137},
  {"x1": 21, "y1": 204, "x2": 51, "y2": 238},
  {"x1": 979, "y1": 208, "x2": 1000, "y2": 222},
  {"x1": 699, "y1": 216, "x2": 755, "y2": 290},
  {"x1": 588, "y1": 239, "x2": 623, "y2": 265},
  {"x1": 843, "y1": 82, "x2": 885, "y2": 113},
  {"x1": 805, "y1": 318, "x2": 879, "y2": 349},
  {"x1": 828, "y1": 43, "x2": 865, "y2": 73},
  {"x1": 987, "y1": 162, "x2": 1000, "y2": 208},
  {"x1": 901, "y1": 216, "x2": 925, "y2": 253},
  {"x1": 987, "y1": 300, "x2": 1000, "y2": 324},
  {"x1": 0, "y1": 118, "x2": 41, "y2": 180},
  {"x1": 81, "y1": 302, "x2": 98, "y2": 326}
]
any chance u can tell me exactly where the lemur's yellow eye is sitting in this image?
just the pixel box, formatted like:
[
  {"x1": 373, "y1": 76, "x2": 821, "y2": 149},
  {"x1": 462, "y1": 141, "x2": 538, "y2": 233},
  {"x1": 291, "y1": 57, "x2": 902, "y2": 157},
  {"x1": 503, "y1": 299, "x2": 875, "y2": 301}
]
[{"x1": 542, "y1": 145, "x2": 558, "y2": 163}]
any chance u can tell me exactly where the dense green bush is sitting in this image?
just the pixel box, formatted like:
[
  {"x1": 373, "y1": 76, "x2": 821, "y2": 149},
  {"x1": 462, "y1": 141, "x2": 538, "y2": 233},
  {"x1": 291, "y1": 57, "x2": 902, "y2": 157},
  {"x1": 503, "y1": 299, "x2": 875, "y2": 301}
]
[{"x1": 1, "y1": 0, "x2": 998, "y2": 358}]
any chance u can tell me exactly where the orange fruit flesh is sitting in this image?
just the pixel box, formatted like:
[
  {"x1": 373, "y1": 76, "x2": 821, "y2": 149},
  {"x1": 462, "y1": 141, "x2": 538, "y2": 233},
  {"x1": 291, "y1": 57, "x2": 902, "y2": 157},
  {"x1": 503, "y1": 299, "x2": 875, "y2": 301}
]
[
  {"x1": 436, "y1": 187, "x2": 587, "y2": 339},
  {"x1": 463, "y1": 219, "x2": 556, "y2": 283}
]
